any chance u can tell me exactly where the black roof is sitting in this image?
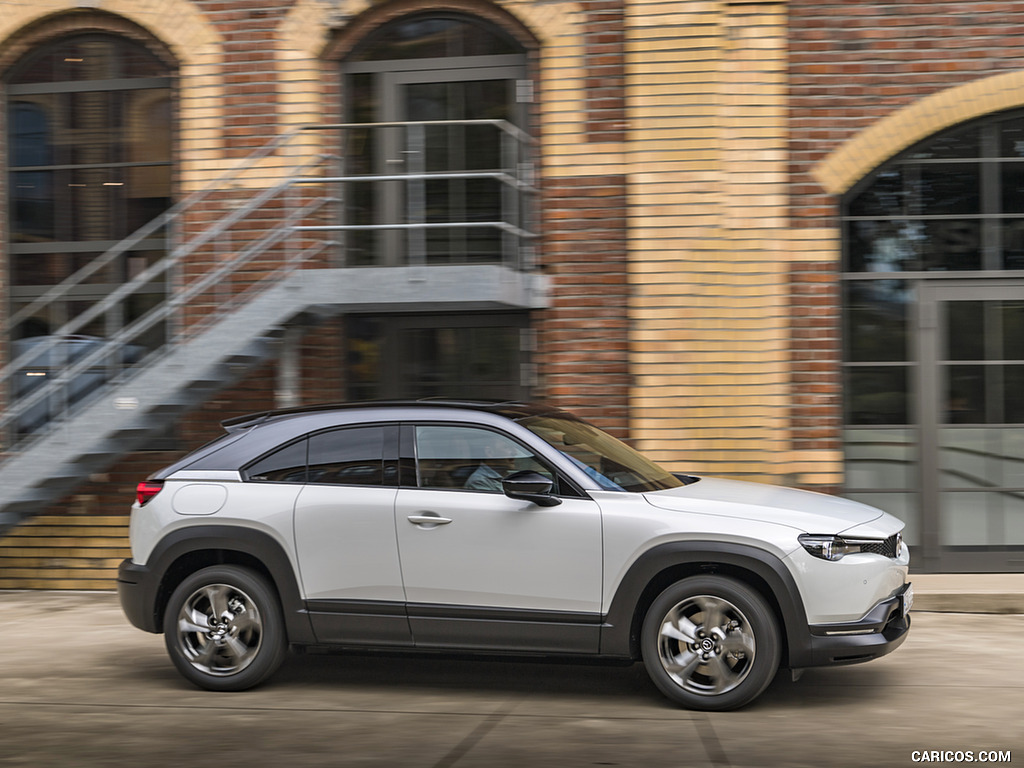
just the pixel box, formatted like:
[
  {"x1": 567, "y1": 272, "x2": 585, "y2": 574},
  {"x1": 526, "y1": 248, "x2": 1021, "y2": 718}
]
[{"x1": 221, "y1": 398, "x2": 573, "y2": 432}]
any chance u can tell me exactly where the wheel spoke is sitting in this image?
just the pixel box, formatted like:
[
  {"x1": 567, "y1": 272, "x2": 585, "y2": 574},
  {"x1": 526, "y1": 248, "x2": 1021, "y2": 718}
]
[
  {"x1": 697, "y1": 596, "x2": 726, "y2": 632},
  {"x1": 664, "y1": 648, "x2": 702, "y2": 681},
  {"x1": 706, "y1": 653, "x2": 740, "y2": 693},
  {"x1": 178, "y1": 607, "x2": 212, "y2": 635},
  {"x1": 203, "y1": 585, "x2": 231, "y2": 619},
  {"x1": 223, "y1": 634, "x2": 251, "y2": 664},
  {"x1": 661, "y1": 607, "x2": 698, "y2": 643},
  {"x1": 230, "y1": 611, "x2": 260, "y2": 636},
  {"x1": 191, "y1": 639, "x2": 220, "y2": 670}
]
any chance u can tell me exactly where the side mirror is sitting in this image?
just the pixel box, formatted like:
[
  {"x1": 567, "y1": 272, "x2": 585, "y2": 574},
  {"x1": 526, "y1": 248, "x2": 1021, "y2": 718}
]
[{"x1": 502, "y1": 470, "x2": 562, "y2": 507}]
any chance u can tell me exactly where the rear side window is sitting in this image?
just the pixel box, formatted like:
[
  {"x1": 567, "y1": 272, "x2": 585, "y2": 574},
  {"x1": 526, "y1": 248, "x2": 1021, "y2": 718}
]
[
  {"x1": 245, "y1": 439, "x2": 308, "y2": 483},
  {"x1": 243, "y1": 426, "x2": 391, "y2": 486},
  {"x1": 307, "y1": 426, "x2": 385, "y2": 486}
]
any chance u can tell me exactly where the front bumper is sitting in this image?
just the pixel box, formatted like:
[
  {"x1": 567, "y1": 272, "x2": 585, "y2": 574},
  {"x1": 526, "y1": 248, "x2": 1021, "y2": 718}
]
[
  {"x1": 790, "y1": 583, "x2": 912, "y2": 668},
  {"x1": 116, "y1": 558, "x2": 161, "y2": 634}
]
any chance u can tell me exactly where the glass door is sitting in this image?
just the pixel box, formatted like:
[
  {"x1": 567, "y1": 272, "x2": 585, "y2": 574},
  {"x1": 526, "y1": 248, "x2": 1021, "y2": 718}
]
[
  {"x1": 919, "y1": 281, "x2": 1024, "y2": 571},
  {"x1": 344, "y1": 58, "x2": 526, "y2": 266}
]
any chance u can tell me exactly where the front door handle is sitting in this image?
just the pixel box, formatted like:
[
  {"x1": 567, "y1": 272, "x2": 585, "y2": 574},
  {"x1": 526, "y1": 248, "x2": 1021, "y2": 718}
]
[{"x1": 407, "y1": 513, "x2": 453, "y2": 528}]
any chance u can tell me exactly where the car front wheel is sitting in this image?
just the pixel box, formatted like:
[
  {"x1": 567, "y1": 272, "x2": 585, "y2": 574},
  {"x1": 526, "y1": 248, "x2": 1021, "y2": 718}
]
[
  {"x1": 163, "y1": 565, "x2": 286, "y2": 691},
  {"x1": 641, "y1": 575, "x2": 780, "y2": 711}
]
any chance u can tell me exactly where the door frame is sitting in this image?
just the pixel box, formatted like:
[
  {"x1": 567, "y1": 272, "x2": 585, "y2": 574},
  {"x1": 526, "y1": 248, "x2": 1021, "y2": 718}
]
[{"x1": 917, "y1": 278, "x2": 1024, "y2": 571}]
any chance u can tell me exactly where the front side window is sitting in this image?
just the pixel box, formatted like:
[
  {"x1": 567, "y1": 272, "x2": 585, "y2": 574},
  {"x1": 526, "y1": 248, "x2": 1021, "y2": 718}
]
[
  {"x1": 521, "y1": 416, "x2": 683, "y2": 493},
  {"x1": 415, "y1": 425, "x2": 552, "y2": 492}
]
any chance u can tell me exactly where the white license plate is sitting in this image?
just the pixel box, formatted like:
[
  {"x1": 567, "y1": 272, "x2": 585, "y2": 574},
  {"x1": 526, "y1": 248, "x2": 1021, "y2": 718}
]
[{"x1": 902, "y1": 584, "x2": 914, "y2": 617}]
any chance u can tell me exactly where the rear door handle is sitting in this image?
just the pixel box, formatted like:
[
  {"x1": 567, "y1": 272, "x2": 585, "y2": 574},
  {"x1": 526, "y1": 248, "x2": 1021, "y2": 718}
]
[{"x1": 407, "y1": 513, "x2": 453, "y2": 527}]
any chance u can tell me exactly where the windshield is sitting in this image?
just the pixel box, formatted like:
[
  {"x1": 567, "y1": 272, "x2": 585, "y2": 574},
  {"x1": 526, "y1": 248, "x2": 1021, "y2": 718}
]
[{"x1": 520, "y1": 416, "x2": 683, "y2": 493}]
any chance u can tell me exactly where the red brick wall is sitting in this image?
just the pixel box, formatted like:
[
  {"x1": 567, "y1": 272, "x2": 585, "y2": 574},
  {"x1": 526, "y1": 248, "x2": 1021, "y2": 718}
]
[
  {"x1": 789, "y1": 0, "x2": 1024, "y2": 228},
  {"x1": 787, "y1": 1, "x2": 1024, "y2": 468},
  {"x1": 537, "y1": 175, "x2": 630, "y2": 437},
  {"x1": 581, "y1": 0, "x2": 626, "y2": 142},
  {"x1": 195, "y1": 0, "x2": 290, "y2": 156}
]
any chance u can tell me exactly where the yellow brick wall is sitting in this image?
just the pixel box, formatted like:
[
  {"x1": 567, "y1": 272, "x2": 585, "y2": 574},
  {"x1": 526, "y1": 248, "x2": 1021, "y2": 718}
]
[
  {"x1": 624, "y1": 0, "x2": 839, "y2": 484},
  {"x1": 0, "y1": 516, "x2": 131, "y2": 590}
]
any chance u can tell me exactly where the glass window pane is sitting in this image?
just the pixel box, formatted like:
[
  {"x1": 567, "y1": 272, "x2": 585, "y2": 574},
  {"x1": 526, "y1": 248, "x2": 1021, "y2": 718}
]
[
  {"x1": 1006, "y1": 366, "x2": 1024, "y2": 423},
  {"x1": 415, "y1": 425, "x2": 546, "y2": 492},
  {"x1": 845, "y1": 219, "x2": 922, "y2": 272},
  {"x1": 308, "y1": 427, "x2": 385, "y2": 486},
  {"x1": 1001, "y1": 162, "x2": 1024, "y2": 213},
  {"x1": 916, "y1": 164, "x2": 980, "y2": 215},
  {"x1": 246, "y1": 440, "x2": 308, "y2": 483},
  {"x1": 847, "y1": 168, "x2": 907, "y2": 218},
  {"x1": 910, "y1": 126, "x2": 980, "y2": 159},
  {"x1": 1000, "y1": 220, "x2": 1024, "y2": 269},
  {"x1": 1002, "y1": 301, "x2": 1024, "y2": 361},
  {"x1": 940, "y1": 492, "x2": 996, "y2": 546},
  {"x1": 845, "y1": 281, "x2": 908, "y2": 362},
  {"x1": 923, "y1": 219, "x2": 982, "y2": 270},
  {"x1": 945, "y1": 301, "x2": 985, "y2": 361},
  {"x1": 946, "y1": 365, "x2": 986, "y2": 424},
  {"x1": 998, "y1": 117, "x2": 1024, "y2": 158},
  {"x1": 843, "y1": 428, "x2": 916, "y2": 489},
  {"x1": 349, "y1": 15, "x2": 521, "y2": 61},
  {"x1": 845, "y1": 366, "x2": 910, "y2": 425}
]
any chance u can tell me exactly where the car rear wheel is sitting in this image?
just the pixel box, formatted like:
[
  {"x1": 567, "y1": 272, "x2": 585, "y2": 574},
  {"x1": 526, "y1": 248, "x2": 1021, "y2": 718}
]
[
  {"x1": 163, "y1": 565, "x2": 286, "y2": 691},
  {"x1": 641, "y1": 575, "x2": 780, "y2": 711}
]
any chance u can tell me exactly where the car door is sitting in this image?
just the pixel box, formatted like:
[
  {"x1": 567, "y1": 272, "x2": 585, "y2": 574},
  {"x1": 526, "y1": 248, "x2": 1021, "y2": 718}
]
[
  {"x1": 395, "y1": 423, "x2": 603, "y2": 653},
  {"x1": 285, "y1": 424, "x2": 411, "y2": 646}
]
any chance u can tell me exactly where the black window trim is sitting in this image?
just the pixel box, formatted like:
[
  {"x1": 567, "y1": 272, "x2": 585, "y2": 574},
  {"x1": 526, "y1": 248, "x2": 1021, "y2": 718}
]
[
  {"x1": 401, "y1": 420, "x2": 586, "y2": 498},
  {"x1": 241, "y1": 422, "x2": 400, "y2": 487}
]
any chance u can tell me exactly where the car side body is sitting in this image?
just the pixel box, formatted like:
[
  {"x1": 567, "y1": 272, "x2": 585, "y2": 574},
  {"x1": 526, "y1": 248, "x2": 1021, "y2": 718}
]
[{"x1": 118, "y1": 400, "x2": 911, "y2": 710}]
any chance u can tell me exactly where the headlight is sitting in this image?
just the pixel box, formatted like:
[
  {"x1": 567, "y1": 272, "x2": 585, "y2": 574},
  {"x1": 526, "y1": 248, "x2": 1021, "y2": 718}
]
[{"x1": 798, "y1": 533, "x2": 898, "y2": 561}]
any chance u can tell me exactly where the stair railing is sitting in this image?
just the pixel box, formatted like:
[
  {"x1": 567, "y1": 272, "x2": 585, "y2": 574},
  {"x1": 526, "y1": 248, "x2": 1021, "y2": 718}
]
[{"x1": 1, "y1": 127, "x2": 339, "y2": 451}]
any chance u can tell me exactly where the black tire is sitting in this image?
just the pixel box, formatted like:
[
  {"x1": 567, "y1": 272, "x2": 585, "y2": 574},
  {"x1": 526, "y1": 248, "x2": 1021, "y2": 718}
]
[
  {"x1": 163, "y1": 565, "x2": 287, "y2": 692},
  {"x1": 641, "y1": 575, "x2": 780, "y2": 711}
]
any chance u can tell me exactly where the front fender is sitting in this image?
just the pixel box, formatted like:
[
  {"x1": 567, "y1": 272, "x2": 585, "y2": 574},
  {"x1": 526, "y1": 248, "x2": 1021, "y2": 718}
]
[{"x1": 600, "y1": 541, "x2": 808, "y2": 664}]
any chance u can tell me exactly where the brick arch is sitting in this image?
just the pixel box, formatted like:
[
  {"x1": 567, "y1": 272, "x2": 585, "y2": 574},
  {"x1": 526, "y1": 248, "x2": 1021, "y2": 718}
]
[
  {"x1": 0, "y1": 9, "x2": 178, "y2": 75},
  {"x1": 812, "y1": 70, "x2": 1024, "y2": 196},
  {"x1": 322, "y1": 0, "x2": 542, "y2": 61},
  {"x1": 0, "y1": 2, "x2": 221, "y2": 75}
]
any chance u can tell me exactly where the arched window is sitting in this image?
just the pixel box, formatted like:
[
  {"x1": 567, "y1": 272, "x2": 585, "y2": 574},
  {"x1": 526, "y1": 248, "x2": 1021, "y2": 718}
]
[
  {"x1": 338, "y1": 12, "x2": 535, "y2": 401},
  {"x1": 842, "y1": 110, "x2": 1024, "y2": 571},
  {"x1": 5, "y1": 33, "x2": 173, "y2": 343},
  {"x1": 341, "y1": 12, "x2": 532, "y2": 268}
]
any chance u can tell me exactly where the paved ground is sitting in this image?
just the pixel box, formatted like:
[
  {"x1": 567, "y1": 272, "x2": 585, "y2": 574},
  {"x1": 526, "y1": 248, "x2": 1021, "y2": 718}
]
[{"x1": 0, "y1": 590, "x2": 1020, "y2": 768}]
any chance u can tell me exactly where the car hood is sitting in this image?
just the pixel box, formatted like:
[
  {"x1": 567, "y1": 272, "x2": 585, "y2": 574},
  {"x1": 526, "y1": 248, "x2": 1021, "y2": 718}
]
[{"x1": 643, "y1": 477, "x2": 885, "y2": 534}]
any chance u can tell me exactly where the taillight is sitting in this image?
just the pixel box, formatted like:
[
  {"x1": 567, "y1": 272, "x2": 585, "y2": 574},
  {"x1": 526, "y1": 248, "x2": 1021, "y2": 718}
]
[{"x1": 136, "y1": 480, "x2": 164, "y2": 506}]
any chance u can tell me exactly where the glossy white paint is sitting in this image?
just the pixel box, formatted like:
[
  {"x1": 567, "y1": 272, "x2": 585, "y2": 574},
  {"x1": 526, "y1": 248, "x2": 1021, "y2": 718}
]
[
  {"x1": 293, "y1": 484, "x2": 403, "y2": 602},
  {"x1": 171, "y1": 484, "x2": 228, "y2": 516},
  {"x1": 395, "y1": 488, "x2": 603, "y2": 613},
  {"x1": 131, "y1": 481, "x2": 301, "y2": 569}
]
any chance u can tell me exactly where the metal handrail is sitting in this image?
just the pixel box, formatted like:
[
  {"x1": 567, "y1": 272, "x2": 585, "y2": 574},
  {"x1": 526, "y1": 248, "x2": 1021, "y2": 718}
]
[{"x1": 2, "y1": 118, "x2": 537, "y2": 447}]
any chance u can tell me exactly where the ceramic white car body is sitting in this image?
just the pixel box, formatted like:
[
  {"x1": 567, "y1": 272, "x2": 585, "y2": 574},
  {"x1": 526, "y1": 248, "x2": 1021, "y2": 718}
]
[{"x1": 118, "y1": 400, "x2": 911, "y2": 710}]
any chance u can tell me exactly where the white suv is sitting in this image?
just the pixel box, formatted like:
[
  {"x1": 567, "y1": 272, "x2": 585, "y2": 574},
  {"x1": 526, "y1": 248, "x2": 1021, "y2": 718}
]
[{"x1": 118, "y1": 400, "x2": 912, "y2": 710}]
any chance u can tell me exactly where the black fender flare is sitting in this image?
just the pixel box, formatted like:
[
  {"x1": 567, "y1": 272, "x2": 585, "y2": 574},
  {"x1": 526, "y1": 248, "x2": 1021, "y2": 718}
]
[
  {"x1": 599, "y1": 541, "x2": 808, "y2": 664},
  {"x1": 137, "y1": 525, "x2": 315, "y2": 645}
]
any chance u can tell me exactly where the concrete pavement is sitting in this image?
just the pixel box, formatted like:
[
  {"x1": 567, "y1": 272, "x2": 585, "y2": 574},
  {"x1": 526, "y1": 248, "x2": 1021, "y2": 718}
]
[
  {"x1": 0, "y1": 589, "x2": 1021, "y2": 768},
  {"x1": 909, "y1": 572, "x2": 1024, "y2": 613}
]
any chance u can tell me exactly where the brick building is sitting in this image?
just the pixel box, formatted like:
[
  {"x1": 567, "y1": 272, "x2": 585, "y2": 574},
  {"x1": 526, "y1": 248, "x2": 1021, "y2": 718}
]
[{"x1": 0, "y1": 0, "x2": 1021, "y2": 586}]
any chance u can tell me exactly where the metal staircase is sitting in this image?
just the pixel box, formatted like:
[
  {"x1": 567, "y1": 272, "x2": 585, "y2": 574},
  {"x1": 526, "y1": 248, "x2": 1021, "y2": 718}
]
[{"x1": 0, "y1": 121, "x2": 544, "y2": 537}]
